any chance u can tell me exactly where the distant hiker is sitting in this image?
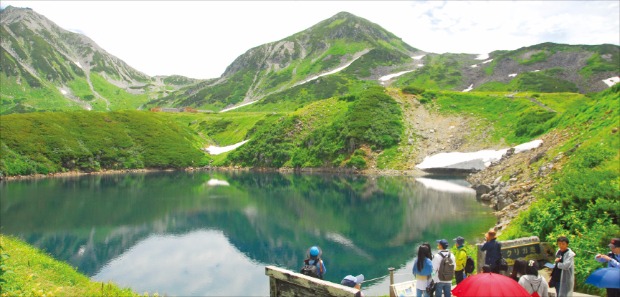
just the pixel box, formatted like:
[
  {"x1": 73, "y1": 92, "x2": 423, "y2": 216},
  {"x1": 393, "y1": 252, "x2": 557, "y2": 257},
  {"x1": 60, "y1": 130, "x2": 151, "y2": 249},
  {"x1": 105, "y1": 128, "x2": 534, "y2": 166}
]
[
  {"x1": 412, "y1": 245, "x2": 434, "y2": 297},
  {"x1": 453, "y1": 236, "x2": 467, "y2": 284},
  {"x1": 300, "y1": 246, "x2": 326, "y2": 279},
  {"x1": 481, "y1": 229, "x2": 503, "y2": 273},
  {"x1": 549, "y1": 236, "x2": 575, "y2": 297},
  {"x1": 519, "y1": 260, "x2": 549, "y2": 297},
  {"x1": 594, "y1": 238, "x2": 620, "y2": 297},
  {"x1": 432, "y1": 239, "x2": 455, "y2": 297},
  {"x1": 341, "y1": 274, "x2": 365, "y2": 297},
  {"x1": 510, "y1": 259, "x2": 528, "y2": 281}
]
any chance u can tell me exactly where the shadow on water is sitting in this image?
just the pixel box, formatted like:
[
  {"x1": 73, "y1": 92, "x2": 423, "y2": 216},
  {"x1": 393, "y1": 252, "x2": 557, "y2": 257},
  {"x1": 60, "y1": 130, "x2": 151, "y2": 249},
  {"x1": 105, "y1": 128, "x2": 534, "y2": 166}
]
[{"x1": 0, "y1": 171, "x2": 494, "y2": 296}]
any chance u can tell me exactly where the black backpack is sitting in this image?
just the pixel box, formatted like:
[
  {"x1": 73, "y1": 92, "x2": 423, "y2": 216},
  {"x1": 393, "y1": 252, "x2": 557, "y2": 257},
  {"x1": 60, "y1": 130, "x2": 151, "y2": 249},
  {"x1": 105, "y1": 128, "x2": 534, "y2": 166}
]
[
  {"x1": 300, "y1": 259, "x2": 321, "y2": 279},
  {"x1": 465, "y1": 256, "x2": 475, "y2": 274}
]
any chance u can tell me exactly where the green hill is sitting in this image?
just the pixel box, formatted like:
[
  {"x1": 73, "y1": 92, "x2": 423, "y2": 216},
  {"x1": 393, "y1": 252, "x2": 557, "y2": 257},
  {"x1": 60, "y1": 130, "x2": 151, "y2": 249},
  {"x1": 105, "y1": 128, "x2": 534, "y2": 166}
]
[{"x1": 0, "y1": 110, "x2": 210, "y2": 176}]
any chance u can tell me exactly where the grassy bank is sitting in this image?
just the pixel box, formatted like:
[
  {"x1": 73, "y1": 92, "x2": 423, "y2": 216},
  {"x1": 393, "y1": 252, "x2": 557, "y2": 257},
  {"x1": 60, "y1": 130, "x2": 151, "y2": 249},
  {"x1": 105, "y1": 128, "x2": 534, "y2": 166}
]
[
  {"x1": 0, "y1": 234, "x2": 145, "y2": 297},
  {"x1": 499, "y1": 84, "x2": 620, "y2": 295},
  {"x1": 0, "y1": 110, "x2": 211, "y2": 176}
]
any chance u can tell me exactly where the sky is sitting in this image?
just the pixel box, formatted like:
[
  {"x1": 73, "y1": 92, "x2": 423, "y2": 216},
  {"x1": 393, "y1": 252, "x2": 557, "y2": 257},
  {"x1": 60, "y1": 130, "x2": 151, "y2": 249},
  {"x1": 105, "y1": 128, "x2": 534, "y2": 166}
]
[{"x1": 2, "y1": 1, "x2": 619, "y2": 79}]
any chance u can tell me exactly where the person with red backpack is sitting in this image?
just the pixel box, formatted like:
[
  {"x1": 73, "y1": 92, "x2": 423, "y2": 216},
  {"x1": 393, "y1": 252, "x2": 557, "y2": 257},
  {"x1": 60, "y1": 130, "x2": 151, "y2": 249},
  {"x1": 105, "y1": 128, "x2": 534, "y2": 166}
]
[{"x1": 518, "y1": 260, "x2": 549, "y2": 297}]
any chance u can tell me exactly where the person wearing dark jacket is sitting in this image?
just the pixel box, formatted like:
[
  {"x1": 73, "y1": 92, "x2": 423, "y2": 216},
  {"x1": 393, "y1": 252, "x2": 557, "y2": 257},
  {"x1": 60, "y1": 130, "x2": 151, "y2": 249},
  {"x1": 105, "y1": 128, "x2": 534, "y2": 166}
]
[{"x1": 481, "y1": 229, "x2": 502, "y2": 273}]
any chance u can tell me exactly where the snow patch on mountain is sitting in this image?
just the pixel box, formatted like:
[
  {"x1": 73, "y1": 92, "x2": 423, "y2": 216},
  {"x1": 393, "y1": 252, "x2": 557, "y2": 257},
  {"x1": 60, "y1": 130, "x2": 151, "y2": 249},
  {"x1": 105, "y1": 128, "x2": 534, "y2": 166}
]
[
  {"x1": 220, "y1": 101, "x2": 257, "y2": 113},
  {"x1": 412, "y1": 55, "x2": 426, "y2": 60},
  {"x1": 379, "y1": 70, "x2": 414, "y2": 81},
  {"x1": 205, "y1": 140, "x2": 249, "y2": 155},
  {"x1": 416, "y1": 139, "x2": 543, "y2": 171},
  {"x1": 602, "y1": 76, "x2": 620, "y2": 87}
]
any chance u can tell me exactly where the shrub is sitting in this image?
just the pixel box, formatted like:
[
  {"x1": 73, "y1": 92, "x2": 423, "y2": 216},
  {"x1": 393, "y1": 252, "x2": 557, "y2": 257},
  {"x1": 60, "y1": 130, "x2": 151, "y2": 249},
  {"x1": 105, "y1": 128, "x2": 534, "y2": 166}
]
[{"x1": 402, "y1": 86, "x2": 425, "y2": 95}]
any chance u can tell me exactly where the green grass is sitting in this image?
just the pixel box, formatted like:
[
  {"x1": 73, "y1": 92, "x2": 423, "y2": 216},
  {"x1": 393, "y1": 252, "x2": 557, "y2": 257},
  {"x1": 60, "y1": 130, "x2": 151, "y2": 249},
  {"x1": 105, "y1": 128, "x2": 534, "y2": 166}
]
[
  {"x1": 0, "y1": 111, "x2": 210, "y2": 176},
  {"x1": 427, "y1": 90, "x2": 576, "y2": 144},
  {"x1": 90, "y1": 73, "x2": 150, "y2": 110},
  {"x1": 1, "y1": 234, "x2": 147, "y2": 297},
  {"x1": 499, "y1": 84, "x2": 620, "y2": 295}
]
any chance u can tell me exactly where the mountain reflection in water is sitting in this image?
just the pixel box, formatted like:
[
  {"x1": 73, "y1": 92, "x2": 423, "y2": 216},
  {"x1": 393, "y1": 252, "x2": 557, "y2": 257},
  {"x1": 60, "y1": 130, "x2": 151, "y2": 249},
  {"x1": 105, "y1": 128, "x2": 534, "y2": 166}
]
[{"x1": 0, "y1": 171, "x2": 494, "y2": 296}]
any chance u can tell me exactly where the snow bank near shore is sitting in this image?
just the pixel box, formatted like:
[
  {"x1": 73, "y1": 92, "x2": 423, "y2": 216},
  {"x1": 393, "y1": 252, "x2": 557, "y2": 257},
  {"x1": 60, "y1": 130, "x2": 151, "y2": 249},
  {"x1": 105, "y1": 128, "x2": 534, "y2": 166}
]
[
  {"x1": 205, "y1": 140, "x2": 249, "y2": 155},
  {"x1": 416, "y1": 139, "x2": 542, "y2": 171}
]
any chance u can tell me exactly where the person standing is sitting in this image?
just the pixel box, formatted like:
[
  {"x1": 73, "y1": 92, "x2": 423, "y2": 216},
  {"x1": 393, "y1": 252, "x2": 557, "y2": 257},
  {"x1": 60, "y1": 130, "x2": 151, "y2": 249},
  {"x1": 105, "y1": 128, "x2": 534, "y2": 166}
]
[
  {"x1": 412, "y1": 245, "x2": 434, "y2": 297},
  {"x1": 594, "y1": 238, "x2": 620, "y2": 297},
  {"x1": 518, "y1": 260, "x2": 549, "y2": 297},
  {"x1": 432, "y1": 239, "x2": 455, "y2": 297},
  {"x1": 481, "y1": 229, "x2": 502, "y2": 273},
  {"x1": 453, "y1": 236, "x2": 467, "y2": 284},
  {"x1": 549, "y1": 236, "x2": 575, "y2": 297}
]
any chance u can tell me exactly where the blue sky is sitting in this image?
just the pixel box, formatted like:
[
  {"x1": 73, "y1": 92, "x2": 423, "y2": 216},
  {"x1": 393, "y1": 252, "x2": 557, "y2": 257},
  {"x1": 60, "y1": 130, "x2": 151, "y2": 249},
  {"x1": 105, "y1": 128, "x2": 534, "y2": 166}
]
[{"x1": 2, "y1": 1, "x2": 619, "y2": 79}]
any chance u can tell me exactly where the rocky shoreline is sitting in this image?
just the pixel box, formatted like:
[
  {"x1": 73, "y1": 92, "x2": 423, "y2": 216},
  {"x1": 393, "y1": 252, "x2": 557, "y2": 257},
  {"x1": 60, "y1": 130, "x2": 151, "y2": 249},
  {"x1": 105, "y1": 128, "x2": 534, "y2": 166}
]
[{"x1": 467, "y1": 130, "x2": 573, "y2": 233}]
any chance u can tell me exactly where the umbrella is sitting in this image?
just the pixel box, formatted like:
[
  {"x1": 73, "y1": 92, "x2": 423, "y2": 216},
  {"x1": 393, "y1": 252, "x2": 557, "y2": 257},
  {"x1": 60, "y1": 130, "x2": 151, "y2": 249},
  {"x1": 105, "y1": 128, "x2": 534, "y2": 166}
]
[
  {"x1": 585, "y1": 267, "x2": 620, "y2": 289},
  {"x1": 451, "y1": 272, "x2": 530, "y2": 297}
]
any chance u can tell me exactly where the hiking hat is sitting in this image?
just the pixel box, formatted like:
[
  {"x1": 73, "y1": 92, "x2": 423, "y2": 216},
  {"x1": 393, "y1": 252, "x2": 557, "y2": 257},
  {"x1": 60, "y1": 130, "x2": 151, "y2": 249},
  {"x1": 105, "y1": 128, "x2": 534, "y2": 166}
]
[
  {"x1": 609, "y1": 238, "x2": 620, "y2": 249},
  {"x1": 341, "y1": 274, "x2": 364, "y2": 288},
  {"x1": 437, "y1": 239, "x2": 449, "y2": 249},
  {"x1": 454, "y1": 236, "x2": 465, "y2": 245},
  {"x1": 309, "y1": 246, "x2": 321, "y2": 257}
]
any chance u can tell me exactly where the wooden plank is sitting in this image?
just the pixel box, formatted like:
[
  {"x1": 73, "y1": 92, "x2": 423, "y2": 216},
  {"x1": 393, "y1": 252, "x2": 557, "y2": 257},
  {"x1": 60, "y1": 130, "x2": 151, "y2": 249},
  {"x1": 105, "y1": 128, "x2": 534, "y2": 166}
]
[{"x1": 265, "y1": 266, "x2": 358, "y2": 297}]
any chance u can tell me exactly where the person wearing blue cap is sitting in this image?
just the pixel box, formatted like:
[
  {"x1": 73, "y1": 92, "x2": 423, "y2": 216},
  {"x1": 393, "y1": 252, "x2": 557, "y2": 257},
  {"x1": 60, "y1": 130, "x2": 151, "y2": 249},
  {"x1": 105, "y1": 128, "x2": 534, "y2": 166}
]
[
  {"x1": 341, "y1": 274, "x2": 365, "y2": 297},
  {"x1": 301, "y1": 246, "x2": 326, "y2": 279},
  {"x1": 432, "y1": 239, "x2": 455, "y2": 297}
]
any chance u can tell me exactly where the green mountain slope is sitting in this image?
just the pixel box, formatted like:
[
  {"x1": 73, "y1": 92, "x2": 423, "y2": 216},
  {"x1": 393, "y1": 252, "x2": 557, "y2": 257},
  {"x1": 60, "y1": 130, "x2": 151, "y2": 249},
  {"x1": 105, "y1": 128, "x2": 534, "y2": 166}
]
[
  {"x1": 0, "y1": 6, "x2": 198, "y2": 114},
  {"x1": 0, "y1": 110, "x2": 210, "y2": 175},
  {"x1": 147, "y1": 12, "x2": 420, "y2": 112},
  {"x1": 395, "y1": 43, "x2": 619, "y2": 93}
]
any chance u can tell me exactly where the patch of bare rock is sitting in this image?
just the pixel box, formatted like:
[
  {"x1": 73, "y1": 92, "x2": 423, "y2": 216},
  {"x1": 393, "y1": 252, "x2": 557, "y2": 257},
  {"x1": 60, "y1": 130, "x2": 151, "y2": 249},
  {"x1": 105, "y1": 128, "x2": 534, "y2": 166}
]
[{"x1": 467, "y1": 130, "x2": 574, "y2": 232}]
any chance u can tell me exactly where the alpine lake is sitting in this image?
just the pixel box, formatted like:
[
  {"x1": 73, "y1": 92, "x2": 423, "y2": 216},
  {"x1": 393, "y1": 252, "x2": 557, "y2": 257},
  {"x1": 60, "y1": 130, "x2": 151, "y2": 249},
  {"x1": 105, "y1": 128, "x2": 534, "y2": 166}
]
[{"x1": 0, "y1": 171, "x2": 495, "y2": 296}]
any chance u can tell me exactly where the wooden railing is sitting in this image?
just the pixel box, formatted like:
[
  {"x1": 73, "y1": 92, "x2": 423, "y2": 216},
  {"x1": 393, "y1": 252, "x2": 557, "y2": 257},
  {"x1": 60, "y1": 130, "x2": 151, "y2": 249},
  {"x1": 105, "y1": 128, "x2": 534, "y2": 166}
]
[{"x1": 265, "y1": 266, "x2": 359, "y2": 297}]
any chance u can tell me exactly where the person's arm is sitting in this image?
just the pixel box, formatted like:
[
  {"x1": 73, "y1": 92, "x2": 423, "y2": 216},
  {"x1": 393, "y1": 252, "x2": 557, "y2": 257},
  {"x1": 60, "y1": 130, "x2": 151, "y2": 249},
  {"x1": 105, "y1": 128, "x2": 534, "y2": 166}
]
[
  {"x1": 594, "y1": 254, "x2": 607, "y2": 263},
  {"x1": 320, "y1": 259, "x2": 326, "y2": 275},
  {"x1": 412, "y1": 258, "x2": 417, "y2": 276},
  {"x1": 431, "y1": 254, "x2": 441, "y2": 281},
  {"x1": 608, "y1": 256, "x2": 620, "y2": 268},
  {"x1": 457, "y1": 250, "x2": 467, "y2": 270}
]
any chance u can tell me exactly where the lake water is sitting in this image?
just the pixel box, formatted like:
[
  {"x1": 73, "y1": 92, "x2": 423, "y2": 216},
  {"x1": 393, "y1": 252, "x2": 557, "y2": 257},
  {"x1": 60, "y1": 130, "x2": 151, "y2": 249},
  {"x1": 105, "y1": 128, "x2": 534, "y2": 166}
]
[{"x1": 0, "y1": 171, "x2": 495, "y2": 296}]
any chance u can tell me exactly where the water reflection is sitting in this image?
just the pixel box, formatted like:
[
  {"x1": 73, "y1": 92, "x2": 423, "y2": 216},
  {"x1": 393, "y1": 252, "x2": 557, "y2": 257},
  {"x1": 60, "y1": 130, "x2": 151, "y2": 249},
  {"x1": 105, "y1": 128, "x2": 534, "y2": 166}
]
[{"x1": 0, "y1": 171, "x2": 494, "y2": 296}]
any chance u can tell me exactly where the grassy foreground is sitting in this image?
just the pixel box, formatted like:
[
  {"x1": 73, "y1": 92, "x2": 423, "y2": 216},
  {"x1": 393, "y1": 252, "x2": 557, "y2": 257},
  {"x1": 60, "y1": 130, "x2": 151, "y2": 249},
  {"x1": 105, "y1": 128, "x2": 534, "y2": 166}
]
[{"x1": 0, "y1": 234, "x2": 146, "y2": 297}]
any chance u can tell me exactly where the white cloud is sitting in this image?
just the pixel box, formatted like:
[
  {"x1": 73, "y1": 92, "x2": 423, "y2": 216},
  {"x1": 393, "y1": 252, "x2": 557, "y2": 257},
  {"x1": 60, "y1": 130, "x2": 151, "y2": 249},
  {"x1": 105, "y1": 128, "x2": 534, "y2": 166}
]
[{"x1": 1, "y1": 1, "x2": 617, "y2": 79}]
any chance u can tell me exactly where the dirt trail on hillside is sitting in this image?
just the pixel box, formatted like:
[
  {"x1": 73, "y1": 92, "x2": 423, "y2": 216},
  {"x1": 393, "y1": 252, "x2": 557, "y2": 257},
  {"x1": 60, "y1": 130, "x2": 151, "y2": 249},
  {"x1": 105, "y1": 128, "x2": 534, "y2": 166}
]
[{"x1": 374, "y1": 89, "x2": 500, "y2": 173}]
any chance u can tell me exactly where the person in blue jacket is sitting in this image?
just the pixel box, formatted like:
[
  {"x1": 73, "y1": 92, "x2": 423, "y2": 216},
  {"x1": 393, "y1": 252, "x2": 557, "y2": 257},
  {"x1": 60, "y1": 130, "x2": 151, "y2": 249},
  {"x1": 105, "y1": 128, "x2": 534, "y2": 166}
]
[
  {"x1": 481, "y1": 229, "x2": 502, "y2": 273},
  {"x1": 303, "y1": 246, "x2": 327, "y2": 279},
  {"x1": 412, "y1": 245, "x2": 434, "y2": 297},
  {"x1": 595, "y1": 238, "x2": 620, "y2": 297}
]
